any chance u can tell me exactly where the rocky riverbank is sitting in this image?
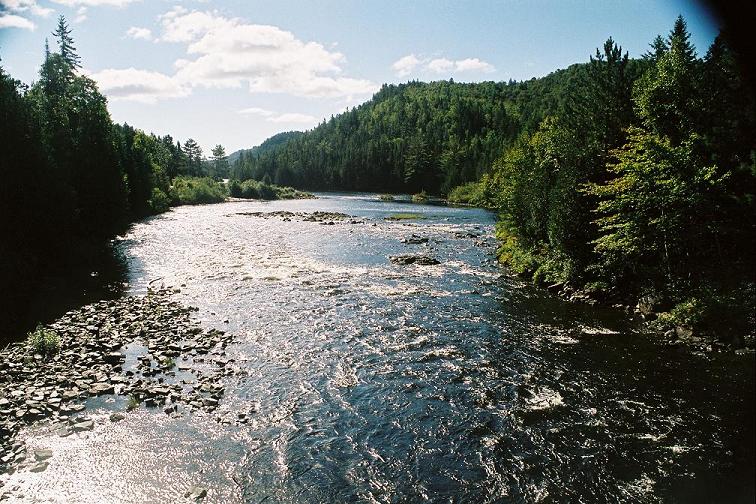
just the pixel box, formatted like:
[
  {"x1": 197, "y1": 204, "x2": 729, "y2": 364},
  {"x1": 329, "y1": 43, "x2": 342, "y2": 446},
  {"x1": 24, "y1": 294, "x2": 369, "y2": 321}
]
[{"x1": 0, "y1": 290, "x2": 239, "y2": 488}]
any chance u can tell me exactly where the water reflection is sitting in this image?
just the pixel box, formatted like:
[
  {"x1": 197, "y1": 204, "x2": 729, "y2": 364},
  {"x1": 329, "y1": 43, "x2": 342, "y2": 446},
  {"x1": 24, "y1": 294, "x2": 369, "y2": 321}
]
[{"x1": 5, "y1": 193, "x2": 754, "y2": 503}]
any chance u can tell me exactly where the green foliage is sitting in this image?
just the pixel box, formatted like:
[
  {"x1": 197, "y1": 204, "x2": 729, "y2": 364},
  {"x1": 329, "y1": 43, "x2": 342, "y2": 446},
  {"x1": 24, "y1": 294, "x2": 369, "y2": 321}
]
[
  {"x1": 447, "y1": 181, "x2": 488, "y2": 207},
  {"x1": 126, "y1": 395, "x2": 140, "y2": 411},
  {"x1": 169, "y1": 176, "x2": 227, "y2": 205},
  {"x1": 378, "y1": 194, "x2": 395, "y2": 201},
  {"x1": 385, "y1": 213, "x2": 424, "y2": 221},
  {"x1": 149, "y1": 187, "x2": 171, "y2": 214},
  {"x1": 27, "y1": 325, "x2": 61, "y2": 356},
  {"x1": 657, "y1": 298, "x2": 706, "y2": 329},
  {"x1": 228, "y1": 179, "x2": 312, "y2": 200},
  {"x1": 411, "y1": 191, "x2": 429, "y2": 203}
]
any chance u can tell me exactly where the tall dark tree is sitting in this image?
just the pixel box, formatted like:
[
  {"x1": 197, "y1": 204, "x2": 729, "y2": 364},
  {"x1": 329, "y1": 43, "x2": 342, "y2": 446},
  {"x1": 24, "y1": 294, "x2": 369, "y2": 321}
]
[{"x1": 52, "y1": 15, "x2": 81, "y2": 70}]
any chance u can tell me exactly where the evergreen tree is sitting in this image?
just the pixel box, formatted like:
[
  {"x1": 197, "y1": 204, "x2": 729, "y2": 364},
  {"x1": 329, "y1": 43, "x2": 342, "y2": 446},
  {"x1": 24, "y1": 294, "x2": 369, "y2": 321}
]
[{"x1": 52, "y1": 15, "x2": 81, "y2": 70}]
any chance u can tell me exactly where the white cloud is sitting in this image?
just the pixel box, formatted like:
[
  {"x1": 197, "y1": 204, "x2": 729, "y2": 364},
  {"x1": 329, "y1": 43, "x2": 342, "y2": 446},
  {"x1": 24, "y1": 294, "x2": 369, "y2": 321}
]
[
  {"x1": 238, "y1": 107, "x2": 274, "y2": 117},
  {"x1": 0, "y1": 0, "x2": 53, "y2": 29},
  {"x1": 0, "y1": 0, "x2": 53, "y2": 17},
  {"x1": 89, "y1": 67, "x2": 190, "y2": 103},
  {"x1": 160, "y1": 7, "x2": 377, "y2": 98},
  {"x1": 126, "y1": 26, "x2": 152, "y2": 40},
  {"x1": 391, "y1": 54, "x2": 420, "y2": 77},
  {"x1": 454, "y1": 57, "x2": 495, "y2": 73},
  {"x1": 0, "y1": 13, "x2": 35, "y2": 29},
  {"x1": 426, "y1": 58, "x2": 455, "y2": 73},
  {"x1": 238, "y1": 107, "x2": 317, "y2": 124},
  {"x1": 73, "y1": 6, "x2": 86, "y2": 22},
  {"x1": 392, "y1": 54, "x2": 496, "y2": 77},
  {"x1": 51, "y1": 0, "x2": 139, "y2": 6}
]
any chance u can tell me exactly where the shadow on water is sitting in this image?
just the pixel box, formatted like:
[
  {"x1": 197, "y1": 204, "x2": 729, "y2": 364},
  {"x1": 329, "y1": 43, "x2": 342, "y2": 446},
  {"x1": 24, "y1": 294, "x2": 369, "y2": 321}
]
[{"x1": 0, "y1": 243, "x2": 127, "y2": 346}]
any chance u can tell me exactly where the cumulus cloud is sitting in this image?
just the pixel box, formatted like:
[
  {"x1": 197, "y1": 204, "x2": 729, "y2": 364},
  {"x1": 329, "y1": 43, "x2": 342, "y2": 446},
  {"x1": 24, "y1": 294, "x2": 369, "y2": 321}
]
[
  {"x1": 1, "y1": 0, "x2": 52, "y2": 15},
  {"x1": 91, "y1": 7, "x2": 376, "y2": 103},
  {"x1": 391, "y1": 54, "x2": 421, "y2": 77},
  {"x1": 238, "y1": 107, "x2": 317, "y2": 124},
  {"x1": 89, "y1": 67, "x2": 190, "y2": 103},
  {"x1": 126, "y1": 26, "x2": 152, "y2": 40},
  {"x1": 0, "y1": 0, "x2": 52, "y2": 30},
  {"x1": 392, "y1": 54, "x2": 495, "y2": 77},
  {"x1": 161, "y1": 7, "x2": 377, "y2": 98},
  {"x1": 0, "y1": 12, "x2": 35, "y2": 29}
]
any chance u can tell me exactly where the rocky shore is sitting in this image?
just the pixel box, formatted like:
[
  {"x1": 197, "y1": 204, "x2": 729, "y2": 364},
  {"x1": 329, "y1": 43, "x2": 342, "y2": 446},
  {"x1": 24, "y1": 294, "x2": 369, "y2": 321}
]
[{"x1": 0, "y1": 290, "x2": 239, "y2": 488}]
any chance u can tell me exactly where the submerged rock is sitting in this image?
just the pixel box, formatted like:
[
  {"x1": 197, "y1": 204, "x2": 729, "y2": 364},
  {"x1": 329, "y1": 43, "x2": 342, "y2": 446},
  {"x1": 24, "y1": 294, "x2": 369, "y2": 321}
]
[
  {"x1": 389, "y1": 254, "x2": 440, "y2": 266},
  {"x1": 184, "y1": 485, "x2": 208, "y2": 500}
]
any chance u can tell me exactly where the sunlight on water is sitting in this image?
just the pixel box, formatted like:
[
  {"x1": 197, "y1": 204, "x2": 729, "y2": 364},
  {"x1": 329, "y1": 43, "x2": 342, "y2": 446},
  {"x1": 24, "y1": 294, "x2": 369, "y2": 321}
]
[{"x1": 4, "y1": 193, "x2": 753, "y2": 503}]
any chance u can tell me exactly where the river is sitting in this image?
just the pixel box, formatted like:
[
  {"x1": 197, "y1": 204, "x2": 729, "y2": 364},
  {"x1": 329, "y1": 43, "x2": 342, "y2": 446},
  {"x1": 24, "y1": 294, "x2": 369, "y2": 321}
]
[{"x1": 5, "y1": 193, "x2": 754, "y2": 502}]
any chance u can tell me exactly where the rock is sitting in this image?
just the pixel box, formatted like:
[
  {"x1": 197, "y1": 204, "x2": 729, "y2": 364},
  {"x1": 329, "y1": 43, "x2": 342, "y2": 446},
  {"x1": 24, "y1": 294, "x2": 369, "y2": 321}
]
[
  {"x1": 401, "y1": 234, "x2": 429, "y2": 244},
  {"x1": 72, "y1": 420, "x2": 94, "y2": 432},
  {"x1": 33, "y1": 449, "x2": 52, "y2": 461},
  {"x1": 109, "y1": 413, "x2": 126, "y2": 422},
  {"x1": 184, "y1": 485, "x2": 208, "y2": 500},
  {"x1": 675, "y1": 326, "x2": 694, "y2": 339},
  {"x1": 389, "y1": 254, "x2": 440, "y2": 266},
  {"x1": 29, "y1": 462, "x2": 48, "y2": 473},
  {"x1": 104, "y1": 352, "x2": 125, "y2": 364}
]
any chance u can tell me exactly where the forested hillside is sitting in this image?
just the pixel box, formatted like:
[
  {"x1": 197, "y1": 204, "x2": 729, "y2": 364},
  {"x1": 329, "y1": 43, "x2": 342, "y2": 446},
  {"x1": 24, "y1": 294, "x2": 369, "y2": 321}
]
[
  {"x1": 233, "y1": 17, "x2": 755, "y2": 338},
  {"x1": 228, "y1": 58, "x2": 647, "y2": 194}
]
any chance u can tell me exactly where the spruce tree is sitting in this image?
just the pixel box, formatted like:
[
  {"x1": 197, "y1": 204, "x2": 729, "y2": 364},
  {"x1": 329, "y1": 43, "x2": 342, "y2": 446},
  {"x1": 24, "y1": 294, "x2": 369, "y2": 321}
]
[{"x1": 53, "y1": 15, "x2": 81, "y2": 70}]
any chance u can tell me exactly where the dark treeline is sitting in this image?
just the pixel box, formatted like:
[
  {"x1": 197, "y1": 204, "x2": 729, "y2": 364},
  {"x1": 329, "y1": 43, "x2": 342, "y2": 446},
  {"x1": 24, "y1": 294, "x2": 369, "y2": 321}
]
[
  {"x1": 233, "y1": 17, "x2": 755, "y2": 337},
  {"x1": 0, "y1": 16, "x2": 229, "y2": 334}
]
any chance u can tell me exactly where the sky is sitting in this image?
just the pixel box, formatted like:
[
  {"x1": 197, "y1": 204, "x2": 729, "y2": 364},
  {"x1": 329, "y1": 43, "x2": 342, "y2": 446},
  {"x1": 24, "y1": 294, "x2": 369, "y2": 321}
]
[{"x1": 0, "y1": 0, "x2": 720, "y2": 154}]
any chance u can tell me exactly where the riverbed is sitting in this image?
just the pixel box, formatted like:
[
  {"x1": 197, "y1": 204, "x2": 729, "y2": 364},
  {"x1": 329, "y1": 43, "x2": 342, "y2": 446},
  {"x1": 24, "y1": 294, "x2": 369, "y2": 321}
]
[{"x1": 2, "y1": 193, "x2": 754, "y2": 502}]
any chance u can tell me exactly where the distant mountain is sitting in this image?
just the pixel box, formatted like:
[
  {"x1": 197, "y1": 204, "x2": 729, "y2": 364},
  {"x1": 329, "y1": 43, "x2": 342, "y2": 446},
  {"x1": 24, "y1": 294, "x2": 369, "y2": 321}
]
[{"x1": 227, "y1": 131, "x2": 305, "y2": 165}]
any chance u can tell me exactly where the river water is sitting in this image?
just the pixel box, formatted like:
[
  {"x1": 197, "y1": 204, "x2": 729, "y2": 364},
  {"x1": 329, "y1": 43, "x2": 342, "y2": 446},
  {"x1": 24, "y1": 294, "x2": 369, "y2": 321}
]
[{"x1": 6, "y1": 193, "x2": 754, "y2": 502}]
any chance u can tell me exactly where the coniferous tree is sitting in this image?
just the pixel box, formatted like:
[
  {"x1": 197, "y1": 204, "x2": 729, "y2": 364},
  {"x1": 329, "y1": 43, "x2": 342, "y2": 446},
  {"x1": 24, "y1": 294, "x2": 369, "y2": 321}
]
[{"x1": 52, "y1": 15, "x2": 81, "y2": 70}]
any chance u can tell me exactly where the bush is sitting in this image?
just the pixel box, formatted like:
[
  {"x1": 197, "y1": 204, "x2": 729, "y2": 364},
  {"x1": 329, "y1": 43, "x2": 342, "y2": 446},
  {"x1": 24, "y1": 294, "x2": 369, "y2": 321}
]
[
  {"x1": 149, "y1": 187, "x2": 171, "y2": 214},
  {"x1": 447, "y1": 182, "x2": 488, "y2": 207},
  {"x1": 228, "y1": 179, "x2": 313, "y2": 200},
  {"x1": 411, "y1": 191, "x2": 429, "y2": 203},
  {"x1": 27, "y1": 325, "x2": 60, "y2": 356},
  {"x1": 378, "y1": 194, "x2": 395, "y2": 201},
  {"x1": 169, "y1": 176, "x2": 227, "y2": 205}
]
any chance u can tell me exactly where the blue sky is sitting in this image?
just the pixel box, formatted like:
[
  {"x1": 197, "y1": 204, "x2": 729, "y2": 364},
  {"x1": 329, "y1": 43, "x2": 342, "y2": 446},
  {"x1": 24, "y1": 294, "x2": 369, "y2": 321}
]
[{"x1": 1, "y1": 0, "x2": 719, "y2": 153}]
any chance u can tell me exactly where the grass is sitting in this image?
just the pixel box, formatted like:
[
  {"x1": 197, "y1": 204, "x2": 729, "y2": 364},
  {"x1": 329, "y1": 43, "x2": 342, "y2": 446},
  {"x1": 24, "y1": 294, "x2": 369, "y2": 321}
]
[
  {"x1": 385, "y1": 212, "x2": 424, "y2": 221},
  {"x1": 27, "y1": 325, "x2": 60, "y2": 357},
  {"x1": 126, "y1": 395, "x2": 140, "y2": 411},
  {"x1": 378, "y1": 194, "x2": 395, "y2": 201}
]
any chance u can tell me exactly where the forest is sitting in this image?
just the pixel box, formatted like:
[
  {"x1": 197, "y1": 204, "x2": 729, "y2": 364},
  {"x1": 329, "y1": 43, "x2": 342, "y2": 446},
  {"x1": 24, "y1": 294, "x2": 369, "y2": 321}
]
[{"x1": 230, "y1": 17, "x2": 755, "y2": 338}]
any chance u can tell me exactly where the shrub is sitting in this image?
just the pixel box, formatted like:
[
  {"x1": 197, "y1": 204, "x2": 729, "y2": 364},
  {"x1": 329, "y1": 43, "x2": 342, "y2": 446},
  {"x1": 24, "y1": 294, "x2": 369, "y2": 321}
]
[
  {"x1": 411, "y1": 191, "x2": 429, "y2": 203},
  {"x1": 149, "y1": 187, "x2": 171, "y2": 214},
  {"x1": 378, "y1": 194, "x2": 395, "y2": 201},
  {"x1": 228, "y1": 179, "x2": 314, "y2": 200},
  {"x1": 169, "y1": 176, "x2": 227, "y2": 205},
  {"x1": 27, "y1": 325, "x2": 60, "y2": 356},
  {"x1": 447, "y1": 182, "x2": 488, "y2": 207}
]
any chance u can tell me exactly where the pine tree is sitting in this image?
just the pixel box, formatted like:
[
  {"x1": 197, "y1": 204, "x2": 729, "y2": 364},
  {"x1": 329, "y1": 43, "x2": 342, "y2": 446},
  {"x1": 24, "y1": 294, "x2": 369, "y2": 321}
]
[{"x1": 53, "y1": 16, "x2": 81, "y2": 70}]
